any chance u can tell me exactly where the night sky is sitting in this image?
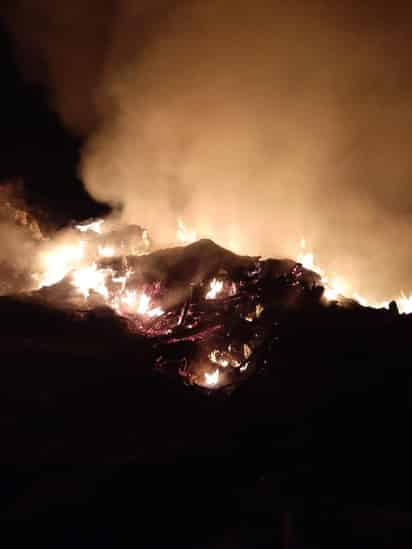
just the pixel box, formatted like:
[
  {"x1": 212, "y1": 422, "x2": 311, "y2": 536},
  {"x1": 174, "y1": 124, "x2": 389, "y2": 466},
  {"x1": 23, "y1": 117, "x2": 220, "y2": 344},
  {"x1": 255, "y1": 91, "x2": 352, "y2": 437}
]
[{"x1": 0, "y1": 21, "x2": 106, "y2": 223}]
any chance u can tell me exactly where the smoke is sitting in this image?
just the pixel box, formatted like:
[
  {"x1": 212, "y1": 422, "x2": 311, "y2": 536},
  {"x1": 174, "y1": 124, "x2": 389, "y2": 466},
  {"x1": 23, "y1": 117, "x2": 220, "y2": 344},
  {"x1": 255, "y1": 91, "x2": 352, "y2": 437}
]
[{"x1": 3, "y1": 1, "x2": 412, "y2": 301}]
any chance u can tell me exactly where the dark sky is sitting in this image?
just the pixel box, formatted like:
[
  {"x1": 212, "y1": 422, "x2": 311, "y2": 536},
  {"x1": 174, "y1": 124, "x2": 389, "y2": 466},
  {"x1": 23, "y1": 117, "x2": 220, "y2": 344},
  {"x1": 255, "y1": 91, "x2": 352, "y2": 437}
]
[{"x1": 0, "y1": 19, "x2": 107, "y2": 222}]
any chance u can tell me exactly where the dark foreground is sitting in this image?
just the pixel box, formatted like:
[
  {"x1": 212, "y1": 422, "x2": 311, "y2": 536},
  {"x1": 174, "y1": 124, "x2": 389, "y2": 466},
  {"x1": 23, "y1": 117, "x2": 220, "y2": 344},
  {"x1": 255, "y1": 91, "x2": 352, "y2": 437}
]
[{"x1": 1, "y1": 244, "x2": 412, "y2": 548}]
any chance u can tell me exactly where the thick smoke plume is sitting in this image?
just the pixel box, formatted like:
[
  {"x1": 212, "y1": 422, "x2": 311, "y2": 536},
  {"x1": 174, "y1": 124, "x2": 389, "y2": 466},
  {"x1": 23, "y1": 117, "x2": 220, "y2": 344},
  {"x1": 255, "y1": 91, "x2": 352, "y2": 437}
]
[{"x1": 3, "y1": 1, "x2": 412, "y2": 301}]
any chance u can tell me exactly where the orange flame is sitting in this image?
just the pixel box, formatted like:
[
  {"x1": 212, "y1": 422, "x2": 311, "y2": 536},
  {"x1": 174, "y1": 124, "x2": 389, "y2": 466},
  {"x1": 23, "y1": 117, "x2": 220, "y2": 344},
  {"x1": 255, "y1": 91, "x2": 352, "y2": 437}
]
[
  {"x1": 206, "y1": 278, "x2": 224, "y2": 300},
  {"x1": 176, "y1": 218, "x2": 198, "y2": 245},
  {"x1": 76, "y1": 219, "x2": 104, "y2": 234},
  {"x1": 204, "y1": 369, "x2": 220, "y2": 386}
]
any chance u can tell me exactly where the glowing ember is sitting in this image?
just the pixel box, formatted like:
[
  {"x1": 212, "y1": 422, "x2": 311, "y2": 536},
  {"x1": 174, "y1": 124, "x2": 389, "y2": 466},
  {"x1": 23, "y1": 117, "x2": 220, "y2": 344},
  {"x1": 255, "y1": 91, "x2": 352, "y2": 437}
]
[
  {"x1": 243, "y1": 343, "x2": 252, "y2": 359},
  {"x1": 204, "y1": 369, "x2": 220, "y2": 386},
  {"x1": 71, "y1": 263, "x2": 111, "y2": 300},
  {"x1": 98, "y1": 245, "x2": 115, "y2": 258},
  {"x1": 206, "y1": 278, "x2": 224, "y2": 300},
  {"x1": 76, "y1": 219, "x2": 104, "y2": 234},
  {"x1": 245, "y1": 304, "x2": 264, "y2": 322},
  {"x1": 176, "y1": 218, "x2": 198, "y2": 244},
  {"x1": 209, "y1": 350, "x2": 230, "y2": 368}
]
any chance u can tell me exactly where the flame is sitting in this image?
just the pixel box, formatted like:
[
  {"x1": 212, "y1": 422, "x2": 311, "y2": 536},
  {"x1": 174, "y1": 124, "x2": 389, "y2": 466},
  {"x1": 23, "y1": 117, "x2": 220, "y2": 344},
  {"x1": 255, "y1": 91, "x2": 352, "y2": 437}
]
[
  {"x1": 323, "y1": 277, "x2": 348, "y2": 302},
  {"x1": 136, "y1": 292, "x2": 163, "y2": 318},
  {"x1": 37, "y1": 230, "x2": 164, "y2": 319},
  {"x1": 297, "y1": 239, "x2": 350, "y2": 303},
  {"x1": 76, "y1": 219, "x2": 104, "y2": 234},
  {"x1": 209, "y1": 350, "x2": 230, "y2": 368},
  {"x1": 397, "y1": 293, "x2": 412, "y2": 314},
  {"x1": 142, "y1": 229, "x2": 151, "y2": 251},
  {"x1": 206, "y1": 278, "x2": 224, "y2": 300},
  {"x1": 38, "y1": 240, "x2": 86, "y2": 287},
  {"x1": 115, "y1": 289, "x2": 164, "y2": 318},
  {"x1": 71, "y1": 263, "x2": 111, "y2": 300},
  {"x1": 296, "y1": 238, "x2": 412, "y2": 311},
  {"x1": 112, "y1": 270, "x2": 132, "y2": 294},
  {"x1": 297, "y1": 238, "x2": 323, "y2": 275},
  {"x1": 204, "y1": 369, "x2": 220, "y2": 386},
  {"x1": 176, "y1": 218, "x2": 198, "y2": 244},
  {"x1": 119, "y1": 289, "x2": 138, "y2": 310},
  {"x1": 147, "y1": 306, "x2": 164, "y2": 318},
  {"x1": 70, "y1": 263, "x2": 165, "y2": 318},
  {"x1": 98, "y1": 245, "x2": 115, "y2": 258}
]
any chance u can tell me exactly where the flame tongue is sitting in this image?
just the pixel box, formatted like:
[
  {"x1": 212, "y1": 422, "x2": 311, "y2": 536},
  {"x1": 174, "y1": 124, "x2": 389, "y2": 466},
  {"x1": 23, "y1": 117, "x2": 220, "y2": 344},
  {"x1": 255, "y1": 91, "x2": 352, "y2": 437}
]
[
  {"x1": 297, "y1": 239, "x2": 350, "y2": 304},
  {"x1": 204, "y1": 369, "x2": 220, "y2": 386},
  {"x1": 206, "y1": 278, "x2": 224, "y2": 300},
  {"x1": 98, "y1": 245, "x2": 115, "y2": 258},
  {"x1": 71, "y1": 263, "x2": 111, "y2": 300},
  {"x1": 76, "y1": 219, "x2": 104, "y2": 234},
  {"x1": 176, "y1": 218, "x2": 198, "y2": 245},
  {"x1": 38, "y1": 240, "x2": 86, "y2": 287}
]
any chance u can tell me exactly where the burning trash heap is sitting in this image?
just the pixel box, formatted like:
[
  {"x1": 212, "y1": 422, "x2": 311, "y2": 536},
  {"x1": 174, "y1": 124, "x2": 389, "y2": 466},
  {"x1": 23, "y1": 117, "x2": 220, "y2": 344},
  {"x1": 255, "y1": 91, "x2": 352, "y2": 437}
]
[
  {"x1": 31, "y1": 218, "x2": 314, "y2": 392},
  {"x1": 1, "y1": 205, "x2": 411, "y2": 393}
]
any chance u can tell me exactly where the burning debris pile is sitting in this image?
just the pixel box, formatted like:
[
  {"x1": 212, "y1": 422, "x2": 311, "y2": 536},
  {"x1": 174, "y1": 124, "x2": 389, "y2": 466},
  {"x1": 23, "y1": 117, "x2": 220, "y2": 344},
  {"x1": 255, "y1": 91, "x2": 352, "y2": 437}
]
[
  {"x1": 32, "y1": 226, "x2": 321, "y2": 392},
  {"x1": 1, "y1": 210, "x2": 411, "y2": 394}
]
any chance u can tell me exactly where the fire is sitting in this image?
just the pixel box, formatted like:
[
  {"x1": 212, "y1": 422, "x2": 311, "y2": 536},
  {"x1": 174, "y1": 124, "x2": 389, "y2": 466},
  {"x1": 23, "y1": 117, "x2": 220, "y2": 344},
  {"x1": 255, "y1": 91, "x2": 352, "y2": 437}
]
[
  {"x1": 209, "y1": 350, "x2": 230, "y2": 368},
  {"x1": 34, "y1": 223, "x2": 166, "y2": 319},
  {"x1": 135, "y1": 292, "x2": 163, "y2": 317},
  {"x1": 204, "y1": 369, "x2": 220, "y2": 387},
  {"x1": 112, "y1": 271, "x2": 132, "y2": 294},
  {"x1": 76, "y1": 219, "x2": 104, "y2": 234},
  {"x1": 206, "y1": 278, "x2": 224, "y2": 300},
  {"x1": 297, "y1": 238, "x2": 323, "y2": 276},
  {"x1": 147, "y1": 306, "x2": 164, "y2": 318},
  {"x1": 19, "y1": 213, "x2": 412, "y2": 394},
  {"x1": 296, "y1": 238, "x2": 412, "y2": 312},
  {"x1": 137, "y1": 292, "x2": 151, "y2": 315},
  {"x1": 323, "y1": 277, "x2": 348, "y2": 302},
  {"x1": 98, "y1": 245, "x2": 115, "y2": 258},
  {"x1": 119, "y1": 289, "x2": 138, "y2": 310},
  {"x1": 69, "y1": 261, "x2": 165, "y2": 318},
  {"x1": 397, "y1": 293, "x2": 412, "y2": 314},
  {"x1": 176, "y1": 218, "x2": 198, "y2": 245},
  {"x1": 71, "y1": 263, "x2": 111, "y2": 300},
  {"x1": 142, "y1": 229, "x2": 151, "y2": 251},
  {"x1": 116, "y1": 289, "x2": 164, "y2": 317},
  {"x1": 38, "y1": 240, "x2": 85, "y2": 287},
  {"x1": 297, "y1": 239, "x2": 350, "y2": 303}
]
